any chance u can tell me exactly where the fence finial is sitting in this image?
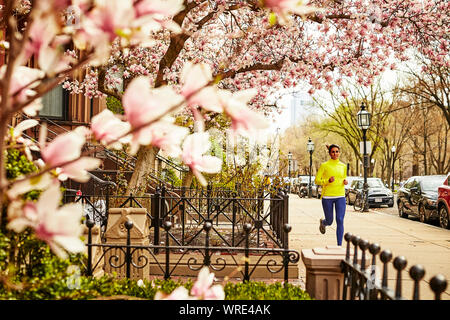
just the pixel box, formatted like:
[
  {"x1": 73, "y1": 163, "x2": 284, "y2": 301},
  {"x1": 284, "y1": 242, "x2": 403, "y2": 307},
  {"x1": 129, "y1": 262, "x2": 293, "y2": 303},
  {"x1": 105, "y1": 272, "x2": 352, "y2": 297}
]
[
  {"x1": 409, "y1": 265, "x2": 425, "y2": 300},
  {"x1": 430, "y1": 274, "x2": 447, "y2": 300}
]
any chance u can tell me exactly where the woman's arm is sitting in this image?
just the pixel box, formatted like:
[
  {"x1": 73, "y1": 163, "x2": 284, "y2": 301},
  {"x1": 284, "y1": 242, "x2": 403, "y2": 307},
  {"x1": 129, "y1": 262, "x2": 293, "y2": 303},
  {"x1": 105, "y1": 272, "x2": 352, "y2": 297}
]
[{"x1": 315, "y1": 163, "x2": 328, "y2": 186}]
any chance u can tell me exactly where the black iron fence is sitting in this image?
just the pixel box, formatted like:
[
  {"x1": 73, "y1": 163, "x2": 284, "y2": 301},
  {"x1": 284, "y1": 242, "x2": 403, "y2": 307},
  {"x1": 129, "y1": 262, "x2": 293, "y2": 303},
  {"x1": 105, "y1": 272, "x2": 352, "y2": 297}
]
[
  {"x1": 66, "y1": 186, "x2": 290, "y2": 249},
  {"x1": 341, "y1": 233, "x2": 448, "y2": 300},
  {"x1": 85, "y1": 219, "x2": 299, "y2": 283}
]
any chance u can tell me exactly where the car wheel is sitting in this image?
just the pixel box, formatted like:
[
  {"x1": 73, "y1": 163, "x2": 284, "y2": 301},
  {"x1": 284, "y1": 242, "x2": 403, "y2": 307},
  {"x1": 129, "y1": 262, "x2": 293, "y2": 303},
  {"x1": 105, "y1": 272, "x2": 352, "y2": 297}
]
[
  {"x1": 439, "y1": 206, "x2": 450, "y2": 229},
  {"x1": 398, "y1": 202, "x2": 408, "y2": 218},
  {"x1": 418, "y1": 205, "x2": 427, "y2": 223}
]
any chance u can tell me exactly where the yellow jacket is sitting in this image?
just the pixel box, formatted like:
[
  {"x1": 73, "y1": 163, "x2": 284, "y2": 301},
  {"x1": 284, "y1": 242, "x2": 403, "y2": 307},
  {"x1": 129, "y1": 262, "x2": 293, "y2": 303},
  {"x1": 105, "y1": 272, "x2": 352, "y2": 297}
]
[{"x1": 315, "y1": 159, "x2": 347, "y2": 197}]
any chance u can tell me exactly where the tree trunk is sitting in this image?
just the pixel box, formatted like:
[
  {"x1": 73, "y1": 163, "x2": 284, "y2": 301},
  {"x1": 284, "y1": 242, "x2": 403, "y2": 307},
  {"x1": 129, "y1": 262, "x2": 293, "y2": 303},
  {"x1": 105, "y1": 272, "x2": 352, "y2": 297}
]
[
  {"x1": 182, "y1": 169, "x2": 194, "y2": 188},
  {"x1": 126, "y1": 146, "x2": 159, "y2": 195}
]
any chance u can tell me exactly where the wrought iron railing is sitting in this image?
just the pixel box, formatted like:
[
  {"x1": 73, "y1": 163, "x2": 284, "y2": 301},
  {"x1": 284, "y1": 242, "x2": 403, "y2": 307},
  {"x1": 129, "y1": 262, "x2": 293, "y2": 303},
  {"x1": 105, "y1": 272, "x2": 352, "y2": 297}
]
[
  {"x1": 341, "y1": 233, "x2": 448, "y2": 300},
  {"x1": 85, "y1": 219, "x2": 299, "y2": 283},
  {"x1": 66, "y1": 186, "x2": 290, "y2": 249}
]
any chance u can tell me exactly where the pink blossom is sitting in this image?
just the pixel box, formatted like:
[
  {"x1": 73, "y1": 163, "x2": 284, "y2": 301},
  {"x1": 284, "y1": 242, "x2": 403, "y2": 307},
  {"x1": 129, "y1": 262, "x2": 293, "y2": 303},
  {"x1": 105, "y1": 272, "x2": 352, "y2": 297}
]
[
  {"x1": 190, "y1": 267, "x2": 225, "y2": 300},
  {"x1": 129, "y1": 118, "x2": 188, "y2": 157},
  {"x1": 123, "y1": 76, "x2": 183, "y2": 128},
  {"x1": 155, "y1": 266, "x2": 224, "y2": 300},
  {"x1": 122, "y1": 76, "x2": 184, "y2": 154},
  {"x1": 7, "y1": 182, "x2": 85, "y2": 259},
  {"x1": 154, "y1": 286, "x2": 194, "y2": 300},
  {"x1": 82, "y1": 0, "x2": 135, "y2": 43},
  {"x1": 23, "y1": 18, "x2": 57, "y2": 62},
  {"x1": 264, "y1": 0, "x2": 322, "y2": 25},
  {"x1": 134, "y1": 0, "x2": 184, "y2": 18},
  {"x1": 181, "y1": 132, "x2": 222, "y2": 186},
  {"x1": 7, "y1": 173, "x2": 54, "y2": 200},
  {"x1": 180, "y1": 62, "x2": 223, "y2": 113},
  {"x1": 220, "y1": 89, "x2": 269, "y2": 137},
  {"x1": 91, "y1": 109, "x2": 131, "y2": 150},
  {"x1": 39, "y1": 126, "x2": 100, "y2": 181},
  {"x1": 10, "y1": 119, "x2": 39, "y2": 140},
  {"x1": 41, "y1": 129, "x2": 86, "y2": 168},
  {"x1": 57, "y1": 157, "x2": 102, "y2": 183},
  {"x1": 0, "y1": 65, "x2": 45, "y2": 110}
]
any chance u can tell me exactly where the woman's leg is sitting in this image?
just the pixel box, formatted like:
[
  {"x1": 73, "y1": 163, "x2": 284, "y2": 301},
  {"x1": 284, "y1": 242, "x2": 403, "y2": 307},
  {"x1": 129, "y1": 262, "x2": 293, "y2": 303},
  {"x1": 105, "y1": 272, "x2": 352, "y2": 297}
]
[
  {"x1": 335, "y1": 197, "x2": 346, "y2": 246},
  {"x1": 321, "y1": 198, "x2": 334, "y2": 226}
]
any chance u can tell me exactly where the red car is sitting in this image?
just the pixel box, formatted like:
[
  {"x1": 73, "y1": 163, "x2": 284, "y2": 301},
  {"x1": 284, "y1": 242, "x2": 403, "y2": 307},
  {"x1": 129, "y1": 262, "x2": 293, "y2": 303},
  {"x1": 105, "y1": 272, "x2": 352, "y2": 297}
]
[{"x1": 437, "y1": 173, "x2": 450, "y2": 229}]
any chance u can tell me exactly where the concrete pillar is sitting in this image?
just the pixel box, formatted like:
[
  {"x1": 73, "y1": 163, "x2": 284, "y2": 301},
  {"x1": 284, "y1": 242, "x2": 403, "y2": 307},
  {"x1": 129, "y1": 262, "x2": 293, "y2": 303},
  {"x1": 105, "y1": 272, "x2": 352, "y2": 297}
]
[
  {"x1": 103, "y1": 208, "x2": 150, "y2": 280},
  {"x1": 301, "y1": 245, "x2": 363, "y2": 300}
]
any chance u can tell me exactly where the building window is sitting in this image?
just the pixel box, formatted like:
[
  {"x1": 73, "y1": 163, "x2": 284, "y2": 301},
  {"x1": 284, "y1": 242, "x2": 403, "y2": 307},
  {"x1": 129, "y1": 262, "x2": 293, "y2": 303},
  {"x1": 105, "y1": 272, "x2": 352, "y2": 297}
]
[{"x1": 39, "y1": 85, "x2": 67, "y2": 119}]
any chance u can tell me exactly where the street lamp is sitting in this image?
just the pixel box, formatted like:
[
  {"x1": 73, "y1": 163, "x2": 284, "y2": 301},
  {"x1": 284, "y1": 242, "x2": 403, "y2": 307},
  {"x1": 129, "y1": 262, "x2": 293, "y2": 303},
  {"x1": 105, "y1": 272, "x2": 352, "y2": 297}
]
[
  {"x1": 288, "y1": 151, "x2": 292, "y2": 192},
  {"x1": 391, "y1": 145, "x2": 396, "y2": 192},
  {"x1": 307, "y1": 138, "x2": 315, "y2": 198},
  {"x1": 357, "y1": 102, "x2": 371, "y2": 212}
]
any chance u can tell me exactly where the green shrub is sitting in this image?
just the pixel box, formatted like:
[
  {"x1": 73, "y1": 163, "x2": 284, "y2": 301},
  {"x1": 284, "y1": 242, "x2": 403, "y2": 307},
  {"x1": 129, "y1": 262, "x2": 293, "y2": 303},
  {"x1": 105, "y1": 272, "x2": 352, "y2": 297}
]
[
  {"x1": 0, "y1": 274, "x2": 311, "y2": 300},
  {"x1": 106, "y1": 95, "x2": 124, "y2": 115},
  {"x1": 224, "y1": 281, "x2": 312, "y2": 300}
]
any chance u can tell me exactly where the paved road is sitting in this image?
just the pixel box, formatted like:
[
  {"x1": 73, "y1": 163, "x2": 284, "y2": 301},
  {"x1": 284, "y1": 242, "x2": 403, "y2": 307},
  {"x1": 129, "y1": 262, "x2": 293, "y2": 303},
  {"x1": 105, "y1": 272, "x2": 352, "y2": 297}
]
[{"x1": 287, "y1": 193, "x2": 450, "y2": 300}]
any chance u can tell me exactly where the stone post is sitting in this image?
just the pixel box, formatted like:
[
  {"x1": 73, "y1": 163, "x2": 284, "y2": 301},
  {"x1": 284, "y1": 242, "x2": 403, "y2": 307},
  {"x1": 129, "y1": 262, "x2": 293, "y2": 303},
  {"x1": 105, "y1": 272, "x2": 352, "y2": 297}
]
[
  {"x1": 301, "y1": 245, "x2": 363, "y2": 300},
  {"x1": 103, "y1": 208, "x2": 150, "y2": 280}
]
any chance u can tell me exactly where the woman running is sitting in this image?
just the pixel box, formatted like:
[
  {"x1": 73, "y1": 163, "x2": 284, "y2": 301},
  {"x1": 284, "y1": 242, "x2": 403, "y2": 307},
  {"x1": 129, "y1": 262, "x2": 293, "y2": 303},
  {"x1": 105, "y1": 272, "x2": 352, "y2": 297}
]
[{"x1": 315, "y1": 144, "x2": 348, "y2": 246}]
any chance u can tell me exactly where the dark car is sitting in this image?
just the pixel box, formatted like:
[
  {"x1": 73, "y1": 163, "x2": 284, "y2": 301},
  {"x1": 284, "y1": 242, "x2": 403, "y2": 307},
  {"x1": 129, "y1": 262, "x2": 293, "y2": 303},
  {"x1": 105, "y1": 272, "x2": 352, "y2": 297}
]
[
  {"x1": 346, "y1": 177, "x2": 394, "y2": 207},
  {"x1": 397, "y1": 175, "x2": 446, "y2": 223},
  {"x1": 437, "y1": 173, "x2": 450, "y2": 229}
]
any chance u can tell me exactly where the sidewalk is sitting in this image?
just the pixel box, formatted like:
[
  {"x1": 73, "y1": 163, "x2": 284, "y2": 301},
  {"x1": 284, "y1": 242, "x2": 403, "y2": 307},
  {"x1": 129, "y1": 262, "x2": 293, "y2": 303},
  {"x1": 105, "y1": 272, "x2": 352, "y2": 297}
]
[{"x1": 288, "y1": 195, "x2": 450, "y2": 300}]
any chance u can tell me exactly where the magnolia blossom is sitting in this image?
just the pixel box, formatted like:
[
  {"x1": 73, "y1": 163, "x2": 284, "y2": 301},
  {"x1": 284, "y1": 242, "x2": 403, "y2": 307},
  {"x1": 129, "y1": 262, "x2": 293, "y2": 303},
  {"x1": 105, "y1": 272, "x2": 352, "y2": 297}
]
[
  {"x1": 129, "y1": 118, "x2": 189, "y2": 157},
  {"x1": 220, "y1": 89, "x2": 269, "y2": 137},
  {"x1": 155, "y1": 267, "x2": 224, "y2": 300},
  {"x1": 122, "y1": 76, "x2": 184, "y2": 154},
  {"x1": 0, "y1": 65, "x2": 45, "y2": 115},
  {"x1": 180, "y1": 62, "x2": 223, "y2": 113},
  {"x1": 7, "y1": 172, "x2": 54, "y2": 200},
  {"x1": 57, "y1": 157, "x2": 102, "y2": 182},
  {"x1": 40, "y1": 126, "x2": 101, "y2": 181},
  {"x1": 7, "y1": 182, "x2": 85, "y2": 259},
  {"x1": 181, "y1": 132, "x2": 222, "y2": 186},
  {"x1": 10, "y1": 119, "x2": 38, "y2": 140},
  {"x1": 133, "y1": 0, "x2": 184, "y2": 34},
  {"x1": 154, "y1": 286, "x2": 193, "y2": 300},
  {"x1": 190, "y1": 267, "x2": 225, "y2": 300},
  {"x1": 264, "y1": 0, "x2": 322, "y2": 25},
  {"x1": 41, "y1": 128, "x2": 86, "y2": 168},
  {"x1": 91, "y1": 109, "x2": 131, "y2": 149}
]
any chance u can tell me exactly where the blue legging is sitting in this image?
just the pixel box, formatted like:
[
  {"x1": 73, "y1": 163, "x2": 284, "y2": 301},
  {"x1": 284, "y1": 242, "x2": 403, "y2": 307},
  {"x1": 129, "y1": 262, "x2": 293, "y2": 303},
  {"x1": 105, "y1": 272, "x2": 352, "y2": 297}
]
[{"x1": 321, "y1": 197, "x2": 346, "y2": 246}]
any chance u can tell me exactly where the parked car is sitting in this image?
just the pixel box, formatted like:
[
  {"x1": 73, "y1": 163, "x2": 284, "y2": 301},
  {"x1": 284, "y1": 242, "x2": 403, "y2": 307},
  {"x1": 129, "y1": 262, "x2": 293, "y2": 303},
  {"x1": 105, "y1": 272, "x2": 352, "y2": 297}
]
[
  {"x1": 346, "y1": 178, "x2": 394, "y2": 207},
  {"x1": 437, "y1": 173, "x2": 450, "y2": 229},
  {"x1": 397, "y1": 175, "x2": 447, "y2": 223},
  {"x1": 345, "y1": 176, "x2": 360, "y2": 196},
  {"x1": 296, "y1": 175, "x2": 315, "y2": 198},
  {"x1": 310, "y1": 183, "x2": 322, "y2": 198}
]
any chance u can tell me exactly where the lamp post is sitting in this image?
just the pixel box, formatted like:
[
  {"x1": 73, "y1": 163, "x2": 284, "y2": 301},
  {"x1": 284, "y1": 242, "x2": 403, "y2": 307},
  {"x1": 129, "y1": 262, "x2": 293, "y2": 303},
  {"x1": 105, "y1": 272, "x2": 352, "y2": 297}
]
[
  {"x1": 307, "y1": 138, "x2": 315, "y2": 198},
  {"x1": 391, "y1": 145, "x2": 396, "y2": 192},
  {"x1": 288, "y1": 151, "x2": 292, "y2": 192},
  {"x1": 357, "y1": 102, "x2": 372, "y2": 212}
]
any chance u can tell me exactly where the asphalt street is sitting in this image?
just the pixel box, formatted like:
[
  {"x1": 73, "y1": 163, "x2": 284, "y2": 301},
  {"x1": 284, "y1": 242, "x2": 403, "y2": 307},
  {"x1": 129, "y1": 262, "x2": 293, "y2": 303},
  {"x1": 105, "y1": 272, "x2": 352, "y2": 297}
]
[{"x1": 287, "y1": 193, "x2": 450, "y2": 300}]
